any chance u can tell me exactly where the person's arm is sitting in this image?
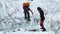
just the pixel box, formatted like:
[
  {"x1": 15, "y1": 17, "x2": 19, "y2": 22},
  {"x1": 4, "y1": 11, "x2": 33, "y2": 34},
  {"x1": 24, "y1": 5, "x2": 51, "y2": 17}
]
[
  {"x1": 28, "y1": 8, "x2": 33, "y2": 15},
  {"x1": 30, "y1": 9, "x2": 33, "y2": 15},
  {"x1": 41, "y1": 8, "x2": 44, "y2": 15}
]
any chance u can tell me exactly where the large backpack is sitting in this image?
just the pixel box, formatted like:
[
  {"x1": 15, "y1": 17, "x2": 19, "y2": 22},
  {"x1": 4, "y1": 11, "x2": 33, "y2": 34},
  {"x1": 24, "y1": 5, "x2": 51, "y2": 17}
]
[{"x1": 23, "y1": 2, "x2": 30, "y2": 7}]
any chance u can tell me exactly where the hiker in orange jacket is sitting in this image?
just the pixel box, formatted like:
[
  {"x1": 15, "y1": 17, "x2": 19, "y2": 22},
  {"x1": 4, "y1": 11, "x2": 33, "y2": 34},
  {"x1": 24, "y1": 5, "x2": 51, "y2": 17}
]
[{"x1": 23, "y1": 2, "x2": 33, "y2": 21}]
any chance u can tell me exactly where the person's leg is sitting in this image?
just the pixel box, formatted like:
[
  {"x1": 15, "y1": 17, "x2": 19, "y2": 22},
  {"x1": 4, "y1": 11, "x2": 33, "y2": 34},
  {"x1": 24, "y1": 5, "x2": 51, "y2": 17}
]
[
  {"x1": 40, "y1": 19, "x2": 44, "y2": 28},
  {"x1": 40, "y1": 19, "x2": 46, "y2": 31},
  {"x1": 27, "y1": 12, "x2": 30, "y2": 21},
  {"x1": 24, "y1": 12, "x2": 27, "y2": 19}
]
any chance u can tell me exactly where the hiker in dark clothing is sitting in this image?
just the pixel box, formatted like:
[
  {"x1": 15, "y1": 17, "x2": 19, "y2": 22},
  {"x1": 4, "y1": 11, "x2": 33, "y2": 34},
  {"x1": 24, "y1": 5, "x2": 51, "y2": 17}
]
[
  {"x1": 23, "y1": 2, "x2": 33, "y2": 21},
  {"x1": 37, "y1": 7, "x2": 46, "y2": 31}
]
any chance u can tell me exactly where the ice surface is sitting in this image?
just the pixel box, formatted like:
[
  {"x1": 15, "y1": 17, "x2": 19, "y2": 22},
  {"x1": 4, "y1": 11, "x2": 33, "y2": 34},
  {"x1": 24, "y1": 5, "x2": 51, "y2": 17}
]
[{"x1": 0, "y1": 0, "x2": 60, "y2": 34}]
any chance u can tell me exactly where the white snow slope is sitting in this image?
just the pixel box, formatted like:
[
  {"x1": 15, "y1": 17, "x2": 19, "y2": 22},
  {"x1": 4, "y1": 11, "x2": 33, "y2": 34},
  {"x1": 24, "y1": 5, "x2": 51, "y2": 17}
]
[{"x1": 0, "y1": 0, "x2": 60, "y2": 34}]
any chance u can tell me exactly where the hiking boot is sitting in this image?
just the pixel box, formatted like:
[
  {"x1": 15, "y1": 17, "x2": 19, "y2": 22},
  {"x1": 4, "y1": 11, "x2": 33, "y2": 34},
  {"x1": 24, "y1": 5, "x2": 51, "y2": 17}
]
[
  {"x1": 28, "y1": 19, "x2": 31, "y2": 21},
  {"x1": 28, "y1": 18, "x2": 31, "y2": 21},
  {"x1": 42, "y1": 28, "x2": 46, "y2": 31},
  {"x1": 25, "y1": 17, "x2": 27, "y2": 19}
]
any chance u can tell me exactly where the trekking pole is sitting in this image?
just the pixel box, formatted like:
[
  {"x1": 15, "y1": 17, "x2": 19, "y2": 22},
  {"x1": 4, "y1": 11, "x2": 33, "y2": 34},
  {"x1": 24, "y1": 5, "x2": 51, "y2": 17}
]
[{"x1": 33, "y1": 14, "x2": 40, "y2": 24}]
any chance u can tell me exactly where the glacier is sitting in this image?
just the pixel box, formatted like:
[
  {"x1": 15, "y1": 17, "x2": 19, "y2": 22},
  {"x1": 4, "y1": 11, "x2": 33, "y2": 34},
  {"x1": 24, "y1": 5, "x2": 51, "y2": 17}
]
[{"x1": 0, "y1": 0, "x2": 60, "y2": 34}]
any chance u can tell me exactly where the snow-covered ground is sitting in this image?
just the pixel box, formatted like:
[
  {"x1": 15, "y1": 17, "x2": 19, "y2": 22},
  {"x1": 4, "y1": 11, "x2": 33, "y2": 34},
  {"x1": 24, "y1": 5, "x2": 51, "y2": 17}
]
[
  {"x1": 0, "y1": 0, "x2": 60, "y2": 34},
  {"x1": 0, "y1": 31, "x2": 55, "y2": 34}
]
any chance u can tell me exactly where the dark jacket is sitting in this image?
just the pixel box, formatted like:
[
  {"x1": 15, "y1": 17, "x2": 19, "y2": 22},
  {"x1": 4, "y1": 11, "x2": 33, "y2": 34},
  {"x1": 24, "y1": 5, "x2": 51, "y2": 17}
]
[
  {"x1": 23, "y1": 7, "x2": 30, "y2": 13},
  {"x1": 37, "y1": 7, "x2": 45, "y2": 21}
]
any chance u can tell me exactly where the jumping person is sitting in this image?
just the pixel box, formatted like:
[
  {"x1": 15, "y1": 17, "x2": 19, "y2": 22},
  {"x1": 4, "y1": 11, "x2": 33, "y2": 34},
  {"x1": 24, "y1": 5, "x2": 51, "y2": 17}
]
[
  {"x1": 23, "y1": 2, "x2": 33, "y2": 21},
  {"x1": 37, "y1": 7, "x2": 46, "y2": 31}
]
